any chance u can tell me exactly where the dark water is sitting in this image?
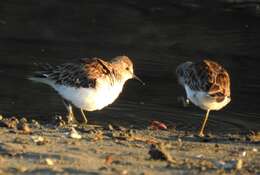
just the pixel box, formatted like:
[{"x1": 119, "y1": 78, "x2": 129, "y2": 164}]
[{"x1": 0, "y1": 1, "x2": 260, "y2": 133}]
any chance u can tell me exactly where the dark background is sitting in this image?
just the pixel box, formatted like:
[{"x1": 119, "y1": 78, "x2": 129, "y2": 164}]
[{"x1": 0, "y1": 0, "x2": 260, "y2": 133}]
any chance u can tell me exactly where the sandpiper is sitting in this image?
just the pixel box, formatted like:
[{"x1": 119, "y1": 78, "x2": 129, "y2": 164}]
[
  {"x1": 29, "y1": 55, "x2": 144, "y2": 124},
  {"x1": 176, "y1": 59, "x2": 231, "y2": 136}
]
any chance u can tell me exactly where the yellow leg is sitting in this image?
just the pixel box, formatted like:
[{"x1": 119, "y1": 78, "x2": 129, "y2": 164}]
[
  {"x1": 67, "y1": 105, "x2": 76, "y2": 123},
  {"x1": 62, "y1": 100, "x2": 77, "y2": 123},
  {"x1": 199, "y1": 109, "x2": 210, "y2": 137},
  {"x1": 80, "y1": 108, "x2": 88, "y2": 124}
]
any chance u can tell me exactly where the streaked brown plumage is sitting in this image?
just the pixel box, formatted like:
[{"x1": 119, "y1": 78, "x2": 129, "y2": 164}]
[
  {"x1": 29, "y1": 56, "x2": 144, "y2": 124},
  {"x1": 176, "y1": 59, "x2": 231, "y2": 136},
  {"x1": 34, "y1": 56, "x2": 134, "y2": 89}
]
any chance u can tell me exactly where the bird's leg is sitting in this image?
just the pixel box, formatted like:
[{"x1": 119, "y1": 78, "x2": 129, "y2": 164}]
[
  {"x1": 80, "y1": 108, "x2": 88, "y2": 124},
  {"x1": 67, "y1": 105, "x2": 76, "y2": 124},
  {"x1": 199, "y1": 109, "x2": 210, "y2": 137},
  {"x1": 62, "y1": 99, "x2": 77, "y2": 124}
]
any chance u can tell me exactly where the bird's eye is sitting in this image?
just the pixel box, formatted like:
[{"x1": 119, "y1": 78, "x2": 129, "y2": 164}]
[{"x1": 126, "y1": 67, "x2": 129, "y2": 71}]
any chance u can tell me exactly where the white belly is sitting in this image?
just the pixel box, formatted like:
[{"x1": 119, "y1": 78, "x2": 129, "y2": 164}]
[
  {"x1": 184, "y1": 85, "x2": 230, "y2": 111},
  {"x1": 53, "y1": 81, "x2": 124, "y2": 111}
]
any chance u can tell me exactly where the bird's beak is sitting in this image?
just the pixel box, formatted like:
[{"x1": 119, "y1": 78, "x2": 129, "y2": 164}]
[{"x1": 133, "y1": 74, "x2": 145, "y2": 86}]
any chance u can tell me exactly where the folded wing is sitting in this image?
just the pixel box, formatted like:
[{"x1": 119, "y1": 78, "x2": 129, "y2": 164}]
[
  {"x1": 184, "y1": 59, "x2": 230, "y2": 102},
  {"x1": 31, "y1": 58, "x2": 113, "y2": 88}
]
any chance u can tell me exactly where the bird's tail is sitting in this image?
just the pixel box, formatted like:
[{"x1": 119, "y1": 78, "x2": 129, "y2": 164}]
[
  {"x1": 28, "y1": 63, "x2": 53, "y2": 85},
  {"x1": 28, "y1": 74, "x2": 49, "y2": 84}
]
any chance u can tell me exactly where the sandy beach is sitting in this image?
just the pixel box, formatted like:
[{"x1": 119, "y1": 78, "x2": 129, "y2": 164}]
[{"x1": 0, "y1": 116, "x2": 259, "y2": 175}]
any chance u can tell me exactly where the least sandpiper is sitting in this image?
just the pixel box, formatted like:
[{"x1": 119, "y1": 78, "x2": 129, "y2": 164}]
[
  {"x1": 176, "y1": 59, "x2": 231, "y2": 136},
  {"x1": 29, "y1": 55, "x2": 144, "y2": 124}
]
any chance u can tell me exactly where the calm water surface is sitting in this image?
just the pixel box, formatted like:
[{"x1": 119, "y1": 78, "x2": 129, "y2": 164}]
[{"x1": 0, "y1": 1, "x2": 260, "y2": 133}]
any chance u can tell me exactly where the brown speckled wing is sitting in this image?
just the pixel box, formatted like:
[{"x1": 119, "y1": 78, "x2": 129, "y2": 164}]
[
  {"x1": 183, "y1": 59, "x2": 230, "y2": 102},
  {"x1": 37, "y1": 58, "x2": 113, "y2": 88}
]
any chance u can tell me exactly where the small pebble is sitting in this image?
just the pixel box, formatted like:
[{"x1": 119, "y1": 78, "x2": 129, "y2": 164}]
[
  {"x1": 18, "y1": 166, "x2": 27, "y2": 173},
  {"x1": 196, "y1": 154, "x2": 204, "y2": 158},
  {"x1": 236, "y1": 159, "x2": 243, "y2": 170},
  {"x1": 45, "y1": 158, "x2": 54, "y2": 166},
  {"x1": 201, "y1": 166, "x2": 206, "y2": 171},
  {"x1": 242, "y1": 151, "x2": 246, "y2": 157},
  {"x1": 17, "y1": 123, "x2": 32, "y2": 134},
  {"x1": 69, "y1": 128, "x2": 82, "y2": 139},
  {"x1": 31, "y1": 136, "x2": 45, "y2": 145},
  {"x1": 31, "y1": 120, "x2": 41, "y2": 128},
  {"x1": 1, "y1": 117, "x2": 19, "y2": 128},
  {"x1": 121, "y1": 169, "x2": 128, "y2": 175}
]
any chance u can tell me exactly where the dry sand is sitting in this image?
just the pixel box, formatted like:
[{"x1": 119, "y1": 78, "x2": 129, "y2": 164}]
[{"x1": 0, "y1": 116, "x2": 259, "y2": 175}]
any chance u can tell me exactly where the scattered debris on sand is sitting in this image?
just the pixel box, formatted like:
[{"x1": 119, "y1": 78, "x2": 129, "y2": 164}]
[
  {"x1": 17, "y1": 118, "x2": 32, "y2": 134},
  {"x1": 215, "y1": 159, "x2": 243, "y2": 171},
  {"x1": 0, "y1": 116, "x2": 34, "y2": 134},
  {"x1": 105, "y1": 155, "x2": 113, "y2": 165},
  {"x1": 68, "y1": 127, "x2": 82, "y2": 139},
  {"x1": 149, "y1": 120, "x2": 168, "y2": 130},
  {"x1": 247, "y1": 131, "x2": 260, "y2": 143},
  {"x1": 0, "y1": 115, "x2": 259, "y2": 175},
  {"x1": 45, "y1": 158, "x2": 55, "y2": 166},
  {"x1": 0, "y1": 116, "x2": 19, "y2": 129},
  {"x1": 148, "y1": 143, "x2": 176, "y2": 164},
  {"x1": 54, "y1": 115, "x2": 66, "y2": 127},
  {"x1": 31, "y1": 135, "x2": 47, "y2": 145}
]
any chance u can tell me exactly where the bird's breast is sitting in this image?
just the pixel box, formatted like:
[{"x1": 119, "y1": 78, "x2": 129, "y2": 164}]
[
  {"x1": 53, "y1": 79, "x2": 124, "y2": 111},
  {"x1": 184, "y1": 85, "x2": 230, "y2": 111},
  {"x1": 92, "y1": 81, "x2": 124, "y2": 110}
]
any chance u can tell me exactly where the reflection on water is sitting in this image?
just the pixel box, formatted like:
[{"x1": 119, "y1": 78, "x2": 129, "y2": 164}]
[{"x1": 0, "y1": 1, "x2": 260, "y2": 133}]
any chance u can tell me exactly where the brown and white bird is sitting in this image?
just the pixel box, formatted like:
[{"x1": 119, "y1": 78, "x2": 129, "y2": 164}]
[
  {"x1": 176, "y1": 59, "x2": 231, "y2": 136},
  {"x1": 29, "y1": 56, "x2": 144, "y2": 124}
]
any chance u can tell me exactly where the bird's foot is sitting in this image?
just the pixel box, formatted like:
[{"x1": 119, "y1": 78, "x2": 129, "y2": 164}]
[{"x1": 198, "y1": 131, "x2": 205, "y2": 137}]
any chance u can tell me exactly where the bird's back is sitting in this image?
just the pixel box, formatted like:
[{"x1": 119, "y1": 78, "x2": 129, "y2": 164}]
[
  {"x1": 177, "y1": 59, "x2": 231, "y2": 105},
  {"x1": 29, "y1": 58, "x2": 114, "y2": 89}
]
